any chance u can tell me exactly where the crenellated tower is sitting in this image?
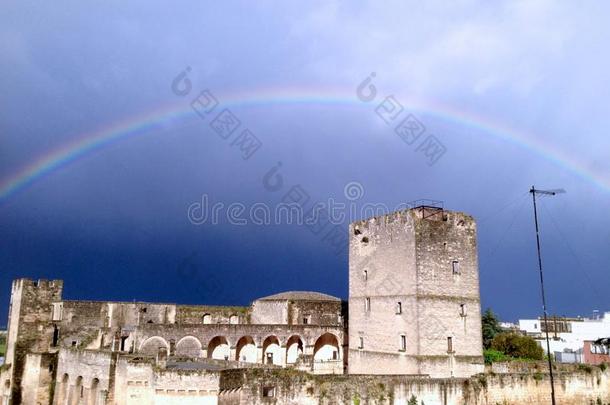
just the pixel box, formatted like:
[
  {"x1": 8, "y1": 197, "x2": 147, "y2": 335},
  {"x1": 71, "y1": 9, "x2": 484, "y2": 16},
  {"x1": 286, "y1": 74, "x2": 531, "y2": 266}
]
[{"x1": 348, "y1": 205, "x2": 484, "y2": 377}]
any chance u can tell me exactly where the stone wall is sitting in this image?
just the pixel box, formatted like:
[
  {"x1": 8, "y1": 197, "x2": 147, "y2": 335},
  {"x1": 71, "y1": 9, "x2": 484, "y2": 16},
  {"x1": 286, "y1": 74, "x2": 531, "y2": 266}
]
[
  {"x1": 20, "y1": 353, "x2": 56, "y2": 405},
  {"x1": 0, "y1": 368, "x2": 11, "y2": 405},
  {"x1": 113, "y1": 356, "x2": 221, "y2": 405},
  {"x1": 53, "y1": 348, "x2": 113, "y2": 405},
  {"x1": 217, "y1": 366, "x2": 610, "y2": 405},
  {"x1": 349, "y1": 211, "x2": 419, "y2": 375},
  {"x1": 287, "y1": 300, "x2": 344, "y2": 327},
  {"x1": 59, "y1": 301, "x2": 177, "y2": 329},
  {"x1": 6, "y1": 279, "x2": 63, "y2": 404},
  {"x1": 176, "y1": 305, "x2": 250, "y2": 325},
  {"x1": 414, "y1": 211, "x2": 483, "y2": 365},
  {"x1": 251, "y1": 301, "x2": 288, "y2": 325}
]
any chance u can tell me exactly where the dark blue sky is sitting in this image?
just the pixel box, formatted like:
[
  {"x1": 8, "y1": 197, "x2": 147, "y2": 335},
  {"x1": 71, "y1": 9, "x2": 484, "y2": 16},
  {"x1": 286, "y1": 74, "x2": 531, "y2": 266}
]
[{"x1": 1, "y1": 1, "x2": 609, "y2": 325}]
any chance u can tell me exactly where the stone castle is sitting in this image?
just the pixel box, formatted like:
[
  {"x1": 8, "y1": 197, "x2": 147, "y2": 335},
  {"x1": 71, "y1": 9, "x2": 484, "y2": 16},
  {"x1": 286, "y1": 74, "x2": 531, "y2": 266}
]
[{"x1": 1, "y1": 206, "x2": 607, "y2": 404}]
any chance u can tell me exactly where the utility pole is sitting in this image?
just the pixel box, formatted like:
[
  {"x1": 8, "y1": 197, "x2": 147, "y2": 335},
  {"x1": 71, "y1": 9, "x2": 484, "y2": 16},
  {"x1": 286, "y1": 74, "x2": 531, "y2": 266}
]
[{"x1": 530, "y1": 186, "x2": 565, "y2": 405}]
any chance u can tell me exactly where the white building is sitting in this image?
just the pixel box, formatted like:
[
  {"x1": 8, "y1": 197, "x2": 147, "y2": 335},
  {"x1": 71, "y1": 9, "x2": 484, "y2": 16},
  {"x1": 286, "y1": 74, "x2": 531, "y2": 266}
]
[{"x1": 518, "y1": 311, "x2": 610, "y2": 357}]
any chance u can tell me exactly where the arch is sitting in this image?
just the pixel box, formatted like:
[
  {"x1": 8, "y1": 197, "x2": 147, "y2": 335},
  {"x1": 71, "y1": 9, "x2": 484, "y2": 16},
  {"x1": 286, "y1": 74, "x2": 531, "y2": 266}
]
[
  {"x1": 89, "y1": 378, "x2": 99, "y2": 405},
  {"x1": 262, "y1": 335, "x2": 281, "y2": 366},
  {"x1": 56, "y1": 374, "x2": 69, "y2": 405},
  {"x1": 313, "y1": 333, "x2": 340, "y2": 362},
  {"x1": 71, "y1": 376, "x2": 83, "y2": 405},
  {"x1": 139, "y1": 336, "x2": 170, "y2": 355},
  {"x1": 202, "y1": 313, "x2": 212, "y2": 324},
  {"x1": 207, "y1": 336, "x2": 230, "y2": 360},
  {"x1": 286, "y1": 335, "x2": 304, "y2": 364},
  {"x1": 175, "y1": 336, "x2": 202, "y2": 358},
  {"x1": 229, "y1": 314, "x2": 239, "y2": 324},
  {"x1": 235, "y1": 336, "x2": 256, "y2": 363}
]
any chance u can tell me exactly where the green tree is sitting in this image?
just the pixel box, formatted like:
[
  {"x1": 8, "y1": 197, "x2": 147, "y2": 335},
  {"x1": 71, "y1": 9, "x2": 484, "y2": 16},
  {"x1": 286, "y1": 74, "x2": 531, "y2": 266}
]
[
  {"x1": 482, "y1": 308, "x2": 502, "y2": 349},
  {"x1": 491, "y1": 333, "x2": 544, "y2": 360}
]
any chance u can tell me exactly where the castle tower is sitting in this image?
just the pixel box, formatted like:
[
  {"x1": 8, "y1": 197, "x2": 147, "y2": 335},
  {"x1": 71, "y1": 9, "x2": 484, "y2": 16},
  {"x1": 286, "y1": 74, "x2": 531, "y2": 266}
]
[
  {"x1": 348, "y1": 206, "x2": 484, "y2": 377},
  {"x1": 4, "y1": 278, "x2": 63, "y2": 404}
]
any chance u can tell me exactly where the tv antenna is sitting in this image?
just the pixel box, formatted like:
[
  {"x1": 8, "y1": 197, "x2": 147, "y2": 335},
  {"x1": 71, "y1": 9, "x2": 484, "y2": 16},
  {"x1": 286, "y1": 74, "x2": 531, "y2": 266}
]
[{"x1": 529, "y1": 186, "x2": 565, "y2": 405}]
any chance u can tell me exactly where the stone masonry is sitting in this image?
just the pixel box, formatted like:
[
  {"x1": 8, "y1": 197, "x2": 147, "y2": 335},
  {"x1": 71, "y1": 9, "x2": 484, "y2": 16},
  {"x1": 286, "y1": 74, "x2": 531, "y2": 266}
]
[{"x1": 348, "y1": 207, "x2": 484, "y2": 377}]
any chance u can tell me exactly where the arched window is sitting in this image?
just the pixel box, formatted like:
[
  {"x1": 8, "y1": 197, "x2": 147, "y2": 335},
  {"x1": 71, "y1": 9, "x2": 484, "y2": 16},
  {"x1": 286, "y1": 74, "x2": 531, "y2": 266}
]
[
  {"x1": 71, "y1": 376, "x2": 83, "y2": 405},
  {"x1": 235, "y1": 336, "x2": 256, "y2": 363},
  {"x1": 286, "y1": 335, "x2": 304, "y2": 364},
  {"x1": 262, "y1": 336, "x2": 281, "y2": 365},
  {"x1": 56, "y1": 374, "x2": 69, "y2": 405},
  {"x1": 207, "y1": 336, "x2": 230, "y2": 360},
  {"x1": 89, "y1": 378, "x2": 100, "y2": 405},
  {"x1": 313, "y1": 333, "x2": 340, "y2": 362}
]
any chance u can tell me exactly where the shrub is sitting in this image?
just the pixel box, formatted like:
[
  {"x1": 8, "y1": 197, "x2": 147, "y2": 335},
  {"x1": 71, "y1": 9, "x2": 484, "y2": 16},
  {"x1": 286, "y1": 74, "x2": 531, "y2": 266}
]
[
  {"x1": 578, "y1": 364, "x2": 593, "y2": 374},
  {"x1": 484, "y1": 349, "x2": 509, "y2": 364},
  {"x1": 490, "y1": 333, "x2": 544, "y2": 360}
]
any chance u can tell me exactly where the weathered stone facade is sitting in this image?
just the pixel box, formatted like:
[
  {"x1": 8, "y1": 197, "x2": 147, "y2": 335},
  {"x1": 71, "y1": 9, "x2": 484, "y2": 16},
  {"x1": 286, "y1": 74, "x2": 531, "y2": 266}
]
[
  {"x1": 1, "y1": 278, "x2": 346, "y2": 404},
  {"x1": 3, "y1": 279, "x2": 63, "y2": 405},
  {"x1": 215, "y1": 365, "x2": 610, "y2": 404},
  {"x1": 349, "y1": 207, "x2": 483, "y2": 377}
]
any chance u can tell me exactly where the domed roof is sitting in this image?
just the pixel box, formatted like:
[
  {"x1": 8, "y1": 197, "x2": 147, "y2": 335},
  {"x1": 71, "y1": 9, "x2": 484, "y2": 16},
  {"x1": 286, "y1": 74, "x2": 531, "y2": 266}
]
[{"x1": 257, "y1": 291, "x2": 341, "y2": 302}]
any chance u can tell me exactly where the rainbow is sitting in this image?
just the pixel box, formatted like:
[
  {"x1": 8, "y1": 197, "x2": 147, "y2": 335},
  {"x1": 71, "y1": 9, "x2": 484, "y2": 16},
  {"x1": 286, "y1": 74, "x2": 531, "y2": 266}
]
[{"x1": 1, "y1": 87, "x2": 609, "y2": 203}]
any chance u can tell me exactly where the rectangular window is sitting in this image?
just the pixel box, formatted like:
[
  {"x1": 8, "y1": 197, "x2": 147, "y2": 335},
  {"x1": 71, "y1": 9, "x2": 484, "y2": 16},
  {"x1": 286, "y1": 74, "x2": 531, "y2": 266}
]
[
  {"x1": 396, "y1": 302, "x2": 402, "y2": 314},
  {"x1": 52, "y1": 325, "x2": 59, "y2": 347},
  {"x1": 332, "y1": 350, "x2": 338, "y2": 360},
  {"x1": 447, "y1": 337, "x2": 453, "y2": 353},
  {"x1": 365, "y1": 297, "x2": 371, "y2": 312},
  {"x1": 400, "y1": 335, "x2": 406, "y2": 351},
  {"x1": 452, "y1": 260, "x2": 460, "y2": 275},
  {"x1": 51, "y1": 303, "x2": 63, "y2": 321},
  {"x1": 460, "y1": 304, "x2": 466, "y2": 317},
  {"x1": 358, "y1": 337, "x2": 364, "y2": 349},
  {"x1": 262, "y1": 386, "x2": 275, "y2": 398}
]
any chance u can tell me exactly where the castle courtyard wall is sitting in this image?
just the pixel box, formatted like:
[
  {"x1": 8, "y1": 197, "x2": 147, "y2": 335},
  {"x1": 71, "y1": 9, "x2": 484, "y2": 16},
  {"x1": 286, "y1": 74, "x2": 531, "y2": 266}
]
[
  {"x1": 218, "y1": 366, "x2": 610, "y2": 405},
  {"x1": 113, "y1": 357, "x2": 220, "y2": 405}
]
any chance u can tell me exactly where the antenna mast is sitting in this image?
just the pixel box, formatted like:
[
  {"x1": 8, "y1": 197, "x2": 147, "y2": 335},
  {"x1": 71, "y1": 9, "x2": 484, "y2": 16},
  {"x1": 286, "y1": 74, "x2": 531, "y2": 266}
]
[{"x1": 529, "y1": 186, "x2": 565, "y2": 405}]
